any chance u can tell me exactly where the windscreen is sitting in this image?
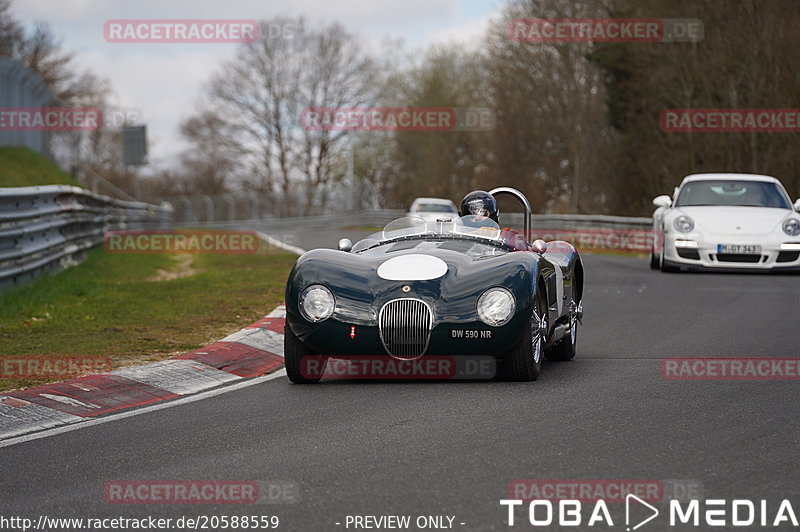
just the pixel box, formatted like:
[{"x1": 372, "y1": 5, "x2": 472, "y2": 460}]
[
  {"x1": 675, "y1": 180, "x2": 791, "y2": 209},
  {"x1": 414, "y1": 203, "x2": 457, "y2": 213},
  {"x1": 351, "y1": 215, "x2": 504, "y2": 252}
]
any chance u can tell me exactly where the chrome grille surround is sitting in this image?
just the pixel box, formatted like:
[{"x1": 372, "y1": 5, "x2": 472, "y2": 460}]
[{"x1": 378, "y1": 298, "x2": 433, "y2": 359}]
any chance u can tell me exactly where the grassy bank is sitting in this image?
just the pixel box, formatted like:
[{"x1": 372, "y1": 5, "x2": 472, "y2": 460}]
[
  {"x1": 0, "y1": 146, "x2": 81, "y2": 187},
  {"x1": 0, "y1": 247, "x2": 296, "y2": 391}
]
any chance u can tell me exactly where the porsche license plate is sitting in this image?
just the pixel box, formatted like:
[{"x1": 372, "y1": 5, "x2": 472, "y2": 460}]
[{"x1": 717, "y1": 244, "x2": 762, "y2": 254}]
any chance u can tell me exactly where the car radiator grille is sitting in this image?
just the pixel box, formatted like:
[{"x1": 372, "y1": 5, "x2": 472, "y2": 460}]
[{"x1": 378, "y1": 299, "x2": 433, "y2": 359}]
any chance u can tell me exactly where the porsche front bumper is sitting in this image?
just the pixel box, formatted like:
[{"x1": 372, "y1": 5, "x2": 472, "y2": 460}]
[{"x1": 662, "y1": 231, "x2": 800, "y2": 271}]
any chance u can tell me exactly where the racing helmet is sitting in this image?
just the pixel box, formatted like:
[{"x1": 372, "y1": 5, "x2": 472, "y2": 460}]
[{"x1": 459, "y1": 190, "x2": 499, "y2": 223}]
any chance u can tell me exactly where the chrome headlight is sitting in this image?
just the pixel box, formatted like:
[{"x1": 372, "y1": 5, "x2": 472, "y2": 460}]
[
  {"x1": 783, "y1": 218, "x2": 800, "y2": 236},
  {"x1": 674, "y1": 215, "x2": 695, "y2": 232},
  {"x1": 477, "y1": 287, "x2": 515, "y2": 327},
  {"x1": 299, "y1": 285, "x2": 335, "y2": 322}
]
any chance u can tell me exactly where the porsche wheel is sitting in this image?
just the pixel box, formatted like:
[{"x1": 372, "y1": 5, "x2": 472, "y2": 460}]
[
  {"x1": 659, "y1": 241, "x2": 679, "y2": 273},
  {"x1": 498, "y1": 289, "x2": 546, "y2": 382},
  {"x1": 546, "y1": 299, "x2": 578, "y2": 361},
  {"x1": 284, "y1": 323, "x2": 328, "y2": 384},
  {"x1": 650, "y1": 250, "x2": 659, "y2": 269}
]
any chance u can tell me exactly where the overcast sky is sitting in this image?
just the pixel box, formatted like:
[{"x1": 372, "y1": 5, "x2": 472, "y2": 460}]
[{"x1": 11, "y1": 0, "x2": 502, "y2": 170}]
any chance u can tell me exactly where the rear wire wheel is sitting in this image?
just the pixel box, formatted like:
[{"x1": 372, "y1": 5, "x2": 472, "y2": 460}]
[
  {"x1": 498, "y1": 288, "x2": 547, "y2": 381},
  {"x1": 546, "y1": 298, "x2": 578, "y2": 361}
]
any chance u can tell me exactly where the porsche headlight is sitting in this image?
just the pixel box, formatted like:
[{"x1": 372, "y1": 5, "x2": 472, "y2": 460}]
[
  {"x1": 477, "y1": 287, "x2": 515, "y2": 327},
  {"x1": 783, "y1": 218, "x2": 800, "y2": 236},
  {"x1": 674, "y1": 215, "x2": 695, "y2": 233},
  {"x1": 300, "y1": 285, "x2": 335, "y2": 322}
]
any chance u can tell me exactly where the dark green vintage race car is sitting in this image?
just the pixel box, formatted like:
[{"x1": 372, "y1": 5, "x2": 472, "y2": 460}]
[{"x1": 284, "y1": 188, "x2": 584, "y2": 383}]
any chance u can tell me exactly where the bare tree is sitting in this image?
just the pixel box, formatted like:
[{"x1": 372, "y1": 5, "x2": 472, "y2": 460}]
[
  {"x1": 179, "y1": 110, "x2": 246, "y2": 196},
  {"x1": 591, "y1": 0, "x2": 800, "y2": 213},
  {"x1": 0, "y1": 0, "x2": 22, "y2": 57},
  {"x1": 483, "y1": 0, "x2": 615, "y2": 213},
  {"x1": 377, "y1": 45, "x2": 493, "y2": 208},
  {"x1": 15, "y1": 22, "x2": 76, "y2": 101},
  {"x1": 204, "y1": 17, "x2": 380, "y2": 216}
]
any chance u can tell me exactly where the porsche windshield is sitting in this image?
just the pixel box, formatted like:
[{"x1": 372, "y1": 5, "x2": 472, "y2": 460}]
[
  {"x1": 675, "y1": 180, "x2": 791, "y2": 209},
  {"x1": 414, "y1": 203, "x2": 457, "y2": 213},
  {"x1": 351, "y1": 215, "x2": 507, "y2": 253}
]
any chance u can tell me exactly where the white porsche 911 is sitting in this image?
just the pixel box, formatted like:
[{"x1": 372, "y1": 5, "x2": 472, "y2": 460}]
[
  {"x1": 651, "y1": 173, "x2": 800, "y2": 272},
  {"x1": 406, "y1": 197, "x2": 458, "y2": 223}
]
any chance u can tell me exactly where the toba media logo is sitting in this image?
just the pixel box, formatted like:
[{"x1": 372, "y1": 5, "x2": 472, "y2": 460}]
[{"x1": 501, "y1": 497, "x2": 799, "y2": 529}]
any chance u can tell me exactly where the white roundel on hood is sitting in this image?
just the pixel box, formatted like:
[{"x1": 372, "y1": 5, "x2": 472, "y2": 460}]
[{"x1": 377, "y1": 254, "x2": 448, "y2": 281}]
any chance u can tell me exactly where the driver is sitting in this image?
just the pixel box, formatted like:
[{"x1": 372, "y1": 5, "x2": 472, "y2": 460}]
[{"x1": 459, "y1": 191, "x2": 530, "y2": 251}]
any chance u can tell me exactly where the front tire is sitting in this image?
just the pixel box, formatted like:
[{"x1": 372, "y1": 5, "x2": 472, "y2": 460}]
[
  {"x1": 650, "y1": 250, "x2": 659, "y2": 269},
  {"x1": 498, "y1": 290, "x2": 546, "y2": 381},
  {"x1": 284, "y1": 323, "x2": 328, "y2": 384},
  {"x1": 659, "y1": 241, "x2": 679, "y2": 273}
]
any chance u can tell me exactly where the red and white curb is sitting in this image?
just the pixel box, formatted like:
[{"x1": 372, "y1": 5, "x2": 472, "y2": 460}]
[{"x1": 0, "y1": 304, "x2": 288, "y2": 441}]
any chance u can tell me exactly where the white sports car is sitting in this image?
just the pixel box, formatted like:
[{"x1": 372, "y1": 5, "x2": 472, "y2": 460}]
[
  {"x1": 406, "y1": 197, "x2": 458, "y2": 224},
  {"x1": 651, "y1": 173, "x2": 800, "y2": 272}
]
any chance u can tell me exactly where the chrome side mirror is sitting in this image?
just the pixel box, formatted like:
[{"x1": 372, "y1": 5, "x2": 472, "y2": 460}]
[
  {"x1": 532, "y1": 239, "x2": 548, "y2": 254},
  {"x1": 653, "y1": 195, "x2": 672, "y2": 208},
  {"x1": 337, "y1": 238, "x2": 353, "y2": 252},
  {"x1": 794, "y1": 198, "x2": 800, "y2": 211}
]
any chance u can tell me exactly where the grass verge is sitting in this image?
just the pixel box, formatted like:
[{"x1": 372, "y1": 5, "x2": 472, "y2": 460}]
[
  {"x1": 0, "y1": 146, "x2": 81, "y2": 187},
  {"x1": 0, "y1": 247, "x2": 296, "y2": 391}
]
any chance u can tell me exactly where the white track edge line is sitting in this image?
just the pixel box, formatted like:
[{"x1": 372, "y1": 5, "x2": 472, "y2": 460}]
[
  {"x1": 253, "y1": 231, "x2": 307, "y2": 255},
  {"x1": 0, "y1": 370, "x2": 287, "y2": 449},
  {"x1": 0, "y1": 231, "x2": 302, "y2": 448}
]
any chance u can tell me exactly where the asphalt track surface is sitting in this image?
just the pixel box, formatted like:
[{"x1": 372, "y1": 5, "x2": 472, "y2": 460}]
[{"x1": 2, "y1": 229, "x2": 799, "y2": 531}]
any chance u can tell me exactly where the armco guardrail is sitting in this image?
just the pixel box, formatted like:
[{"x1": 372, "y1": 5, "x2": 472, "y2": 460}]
[
  {"x1": 505, "y1": 212, "x2": 655, "y2": 252},
  {"x1": 174, "y1": 209, "x2": 408, "y2": 231},
  {"x1": 176, "y1": 209, "x2": 655, "y2": 253},
  {"x1": 176, "y1": 210, "x2": 652, "y2": 232},
  {"x1": 0, "y1": 185, "x2": 173, "y2": 290},
  {"x1": 501, "y1": 212, "x2": 652, "y2": 230}
]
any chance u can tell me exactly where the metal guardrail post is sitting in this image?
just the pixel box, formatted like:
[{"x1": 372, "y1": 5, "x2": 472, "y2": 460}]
[
  {"x1": 178, "y1": 196, "x2": 193, "y2": 223},
  {"x1": 224, "y1": 194, "x2": 235, "y2": 222},
  {"x1": 250, "y1": 195, "x2": 260, "y2": 220},
  {"x1": 202, "y1": 195, "x2": 214, "y2": 223}
]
